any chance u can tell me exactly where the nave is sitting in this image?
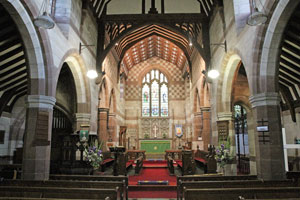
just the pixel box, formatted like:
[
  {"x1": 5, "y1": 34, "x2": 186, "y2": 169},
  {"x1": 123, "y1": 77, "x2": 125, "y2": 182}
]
[{"x1": 1, "y1": 0, "x2": 300, "y2": 199}]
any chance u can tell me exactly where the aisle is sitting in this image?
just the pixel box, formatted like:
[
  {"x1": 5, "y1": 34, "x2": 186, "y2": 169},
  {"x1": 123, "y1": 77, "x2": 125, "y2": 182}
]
[{"x1": 128, "y1": 160, "x2": 177, "y2": 199}]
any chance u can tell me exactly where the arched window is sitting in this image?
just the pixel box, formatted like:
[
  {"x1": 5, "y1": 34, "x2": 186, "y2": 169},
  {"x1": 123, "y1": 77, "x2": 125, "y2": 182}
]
[{"x1": 142, "y1": 69, "x2": 168, "y2": 117}]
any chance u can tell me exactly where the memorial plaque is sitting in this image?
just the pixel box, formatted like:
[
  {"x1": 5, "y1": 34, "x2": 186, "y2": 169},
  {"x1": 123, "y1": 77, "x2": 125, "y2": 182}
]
[
  {"x1": 217, "y1": 120, "x2": 229, "y2": 141},
  {"x1": 34, "y1": 111, "x2": 50, "y2": 146}
]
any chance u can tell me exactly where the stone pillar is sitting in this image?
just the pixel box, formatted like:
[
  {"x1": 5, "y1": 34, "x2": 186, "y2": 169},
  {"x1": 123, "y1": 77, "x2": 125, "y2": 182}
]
[
  {"x1": 98, "y1": 108, "x2": 109, "y2": 149},
  {"x1": 249, "y1": 93, "x2": 285, "y2": 180},
  {"x1": 217, "y1": 112, "x2": 237, "y2": 175},
  {"x1": 23, "y1": 95, "x2": 56, "y2": 180},
  {"x1": 201, "y1": 107, "x2": 211, "y2": 151},
  {"x1": 108, "y1": 113, "x2": 117, "y2": 143},
  {"x1": 193, "y1": 112, "x2": 202, "y2": 141}
]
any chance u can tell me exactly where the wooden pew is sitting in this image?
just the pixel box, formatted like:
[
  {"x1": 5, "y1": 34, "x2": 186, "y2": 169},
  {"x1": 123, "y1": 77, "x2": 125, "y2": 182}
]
[
  {"x1": 177, "y1": 175, "x2": 257, "y2": 199},
  {"x1": 194, "y1": 145, "x2": 217, "y2": 173},
  {"x1": 50, "y1": 174, "x2": 128, "y2": 200},
  {"x1": 178, "y1": 179, "x2": 297, "y2": 200},
  {"x1": 183, "y1": 187, "x2": 300, "y2": 200},
  {"x1": 0, "y1": 179, "x2": 126, "y2": 199},
  {"x1": 166, "y1": 155, "x2": 175, "y2": 175},
  {"x1": 100, "y1": 151, "x2": 114, "y2": 172},
  {"x1": 134, "y1": 155, "x2": 144, "y2": 174},
  {"x1": 0, "y1": 164, "x2": 22, "y2": 179},
  {"x1": 177, "y1": 150, "x2": 196, "y2": 176},
  {"x1": 0, "y1": 186, "x2": 120, "y2": 199}
]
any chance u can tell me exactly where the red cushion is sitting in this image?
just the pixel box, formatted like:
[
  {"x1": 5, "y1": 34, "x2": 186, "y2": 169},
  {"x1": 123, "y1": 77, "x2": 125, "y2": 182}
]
[
  {"x1": 126, "y1": 161, "x2": 132, "y2": 168},
  {"x1": 102, "y1": 158, "x2": 114, "y2": 164},
  {"x1": 177, "y1": 161, "x2": 183, "y2": 167},
  {"x1": 195, "y1": 157, "x2": 207, "y2": 163}
]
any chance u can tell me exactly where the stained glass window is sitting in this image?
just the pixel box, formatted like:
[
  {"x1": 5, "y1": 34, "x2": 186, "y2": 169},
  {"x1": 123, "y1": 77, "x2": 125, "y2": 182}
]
[
  {"x1": 161, "y1": 84, "x2": 168, "y2": 117},
  {"x1": 141, "y1": 69, "x2": 168, "y2": 117},
  {"x1": 151, "y1": 81, "x2": 159, "y2": 116},
  {"x1": 142, "y1": 84, "x2": 150, "y2": 116}
]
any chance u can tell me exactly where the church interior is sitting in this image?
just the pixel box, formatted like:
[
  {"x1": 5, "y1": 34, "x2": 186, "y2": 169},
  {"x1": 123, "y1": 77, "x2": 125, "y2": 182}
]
[{"x1": 1, "y1": 0, "x2": 300, "y2": 199}]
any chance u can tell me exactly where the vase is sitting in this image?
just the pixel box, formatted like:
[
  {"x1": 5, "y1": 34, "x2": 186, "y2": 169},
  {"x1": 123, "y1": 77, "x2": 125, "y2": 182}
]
[
  {"x1": 92, "y1": 167, "x2": 103, "y2": 175},
  {"x1": 222, "y1": 167, "x2": 226, "y2": 176}
]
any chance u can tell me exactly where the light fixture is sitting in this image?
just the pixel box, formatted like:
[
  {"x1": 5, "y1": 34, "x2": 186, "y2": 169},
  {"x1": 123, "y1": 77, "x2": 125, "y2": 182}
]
[
  {"x1": 207, "y1": 69, "x2": 220, "y2": 79},
  {"x1": 202, "y1": 69, "x2": 220, "y2": 80},
  {"x1": 79, "y1": 42, "x2": 95, "y2": 54},
  {"x1": 210, "y1": 41, "x2": 227, "y2": 52},
  {"x1": 86, "y1": 70, "x2": 98, "y2": 79},
  {"x1": 247, "y1": 0, "x2": 267, "y2": 26},
  {"x1": 34, "y1": 0, "x2": 55, "y2": 29}
]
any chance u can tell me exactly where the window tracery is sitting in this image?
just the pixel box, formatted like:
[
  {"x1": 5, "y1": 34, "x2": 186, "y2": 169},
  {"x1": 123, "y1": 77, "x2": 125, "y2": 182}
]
[{"x1": 142, "y1": 69, "x2": 168, "y2": 117}]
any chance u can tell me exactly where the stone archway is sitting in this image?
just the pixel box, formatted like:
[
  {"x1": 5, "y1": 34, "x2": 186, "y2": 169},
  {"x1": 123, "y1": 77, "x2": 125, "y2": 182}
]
[
  {"x1": 215, "y1": 53, "x2": 256, "y2": 176},
  {"x1": 0, "y1": 0, "x2": 55, "y2": 180},
  {"x1": 248, "y1": 0, "x2": 300, "y2": 180}
]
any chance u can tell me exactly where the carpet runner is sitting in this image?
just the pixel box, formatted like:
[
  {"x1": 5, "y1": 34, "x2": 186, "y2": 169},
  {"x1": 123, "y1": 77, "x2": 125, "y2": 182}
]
[{"x1": 128, "y1": 160, "x2": 177, "y2": 198}]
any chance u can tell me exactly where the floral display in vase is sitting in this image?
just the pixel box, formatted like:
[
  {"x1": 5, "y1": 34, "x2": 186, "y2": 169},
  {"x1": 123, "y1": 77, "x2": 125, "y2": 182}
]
[
  {"x1": 215, "y1": 139, "x2": 232, "y2": 175},
  {"x1": 83, "y1": 139, "x2": 103, "y2": 170}
]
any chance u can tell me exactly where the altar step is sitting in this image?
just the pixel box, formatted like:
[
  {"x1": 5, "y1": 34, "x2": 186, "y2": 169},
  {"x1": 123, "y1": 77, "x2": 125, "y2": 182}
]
[{"x1": 143, "y1": 160, "x2": 167, "y2": 168}]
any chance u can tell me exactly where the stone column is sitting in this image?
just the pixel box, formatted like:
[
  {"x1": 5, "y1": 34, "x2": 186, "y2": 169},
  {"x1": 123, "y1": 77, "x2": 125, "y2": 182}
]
[
  {"x1": 249, "y1": 93, "x2": 285, "y2": 180},
  {"x1": 193, "y1": 112, "x2": 202, "y2": 141},
  {"x1": 217, "y1": 112, "x2": 237, "y2": 175},
  {"x1": 108, "y1": 113, "x2": 117, "y2": 143},
  {"x1": 23, "y1": 95, "x2": 56, "y2": 180},
  {"x1": 201, "y1": 107, "x2": 211, "y2": 151},
  {"x1": 75, "y1": 113, "x2": 91, "y2": 131},
  {"x1": 98, "y1": 108, "x2": 109, "y2": 149}
]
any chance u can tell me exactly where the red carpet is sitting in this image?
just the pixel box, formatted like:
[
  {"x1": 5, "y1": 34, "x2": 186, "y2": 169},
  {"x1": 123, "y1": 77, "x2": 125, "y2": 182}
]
[
  {"x1": 129, "y1": 167, "x2": 176, "y2": 186},
  {"x1": 143, "y1": 160, "x2": 168, "y2": 167},
  {"x1": 128, "y1": 160, "x2": 177, "y2": 198}
]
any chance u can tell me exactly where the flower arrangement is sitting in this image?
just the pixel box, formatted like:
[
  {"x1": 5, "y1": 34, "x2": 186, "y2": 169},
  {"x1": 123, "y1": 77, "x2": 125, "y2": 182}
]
[
  {"x1": 215, "y1": 140, "x2": 232, "y2": 169},
  {"x1": 83, "y1": 139, "x2": 103, "y2": 170}
]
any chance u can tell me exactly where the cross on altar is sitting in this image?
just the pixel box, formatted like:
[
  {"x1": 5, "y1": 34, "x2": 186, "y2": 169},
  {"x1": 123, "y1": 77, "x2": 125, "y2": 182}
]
[{"x1": 153, "y1": 125, "x2": 158, "y2": 138}]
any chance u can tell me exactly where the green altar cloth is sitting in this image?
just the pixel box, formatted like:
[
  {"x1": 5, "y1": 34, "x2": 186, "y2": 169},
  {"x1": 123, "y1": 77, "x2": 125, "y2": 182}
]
[{"x1": 140, "y1": 140, "x2": 171, "y2": 154}]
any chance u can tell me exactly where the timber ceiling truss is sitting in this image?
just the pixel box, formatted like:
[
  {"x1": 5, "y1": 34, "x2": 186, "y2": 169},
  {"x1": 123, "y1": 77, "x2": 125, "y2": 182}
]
[
  {"x1": 86, "y1": 0, "x2": 217, "y2": 76},
  {"x1": 279, "y1": 4, "x2": 300, "y2": 122},
  {"x1": 0, "y1": 4, "x2": 28, "y2": 116}
]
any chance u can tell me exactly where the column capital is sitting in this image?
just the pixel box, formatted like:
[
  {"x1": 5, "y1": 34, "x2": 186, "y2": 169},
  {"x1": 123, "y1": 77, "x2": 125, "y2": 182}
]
[
  {"x1": 200, "y1": 107, "x2": 211, "y2": 112},
  {"x1": 217, "y1": 112, "x2": 233, "y2": 121},
  {"x1": 26, "y1": 95, "x2": 56, "y2": 109},
  {"x1": 98, "y1": 108, "x2": 109, "y2": 113},
  {"x1": 75, "y1": 113, "x2": 91, "y2": 122},
  {"x1": 249, "y1": 92, "x2": 280, "y2": 108}
]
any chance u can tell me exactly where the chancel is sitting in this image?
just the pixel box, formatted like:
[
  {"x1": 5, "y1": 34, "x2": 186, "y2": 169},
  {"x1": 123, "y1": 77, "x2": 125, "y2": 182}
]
[{"x1": 1, "y1": 0, "x2": 300, "y2": 199}]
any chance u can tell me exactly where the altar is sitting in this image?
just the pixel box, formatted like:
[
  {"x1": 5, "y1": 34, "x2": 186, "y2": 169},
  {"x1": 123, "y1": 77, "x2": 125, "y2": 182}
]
[{"x1": 140, "y1": 139, "x2": 171, "y2": 159}]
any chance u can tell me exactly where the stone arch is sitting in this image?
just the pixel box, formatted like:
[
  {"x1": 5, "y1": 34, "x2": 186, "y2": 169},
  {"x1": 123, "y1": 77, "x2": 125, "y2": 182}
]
[
  {"x1": 108, "y1": 89, "x2": 117, "y2": 142},
  {"x1": 200, "y1": 77, "x2": 210, "y2": 108},
  {"x1": 258, "y1": 0, "x2": 300, "y2": 94},
  {"x1": 99, "y1": 77, "x2": 109, "y2": 108},
  {"x1": 56, "y1": 50, "x2": 92, "y2": 114},
  {"x1": 193, "y1": 88, "x2": 200, "y2": 113},
  {"x1": 138, "y1": 64, "x2": 173, "y2": 85},
  {"x1": 217, "y1": 53, "x2": 242, "y2": 113},
  {"x1": 109, "y1": 89, "x2": 117, "y2": 114},
  {"x1": 0, "y1": 0, "x2": 47, "y2": 95}
]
